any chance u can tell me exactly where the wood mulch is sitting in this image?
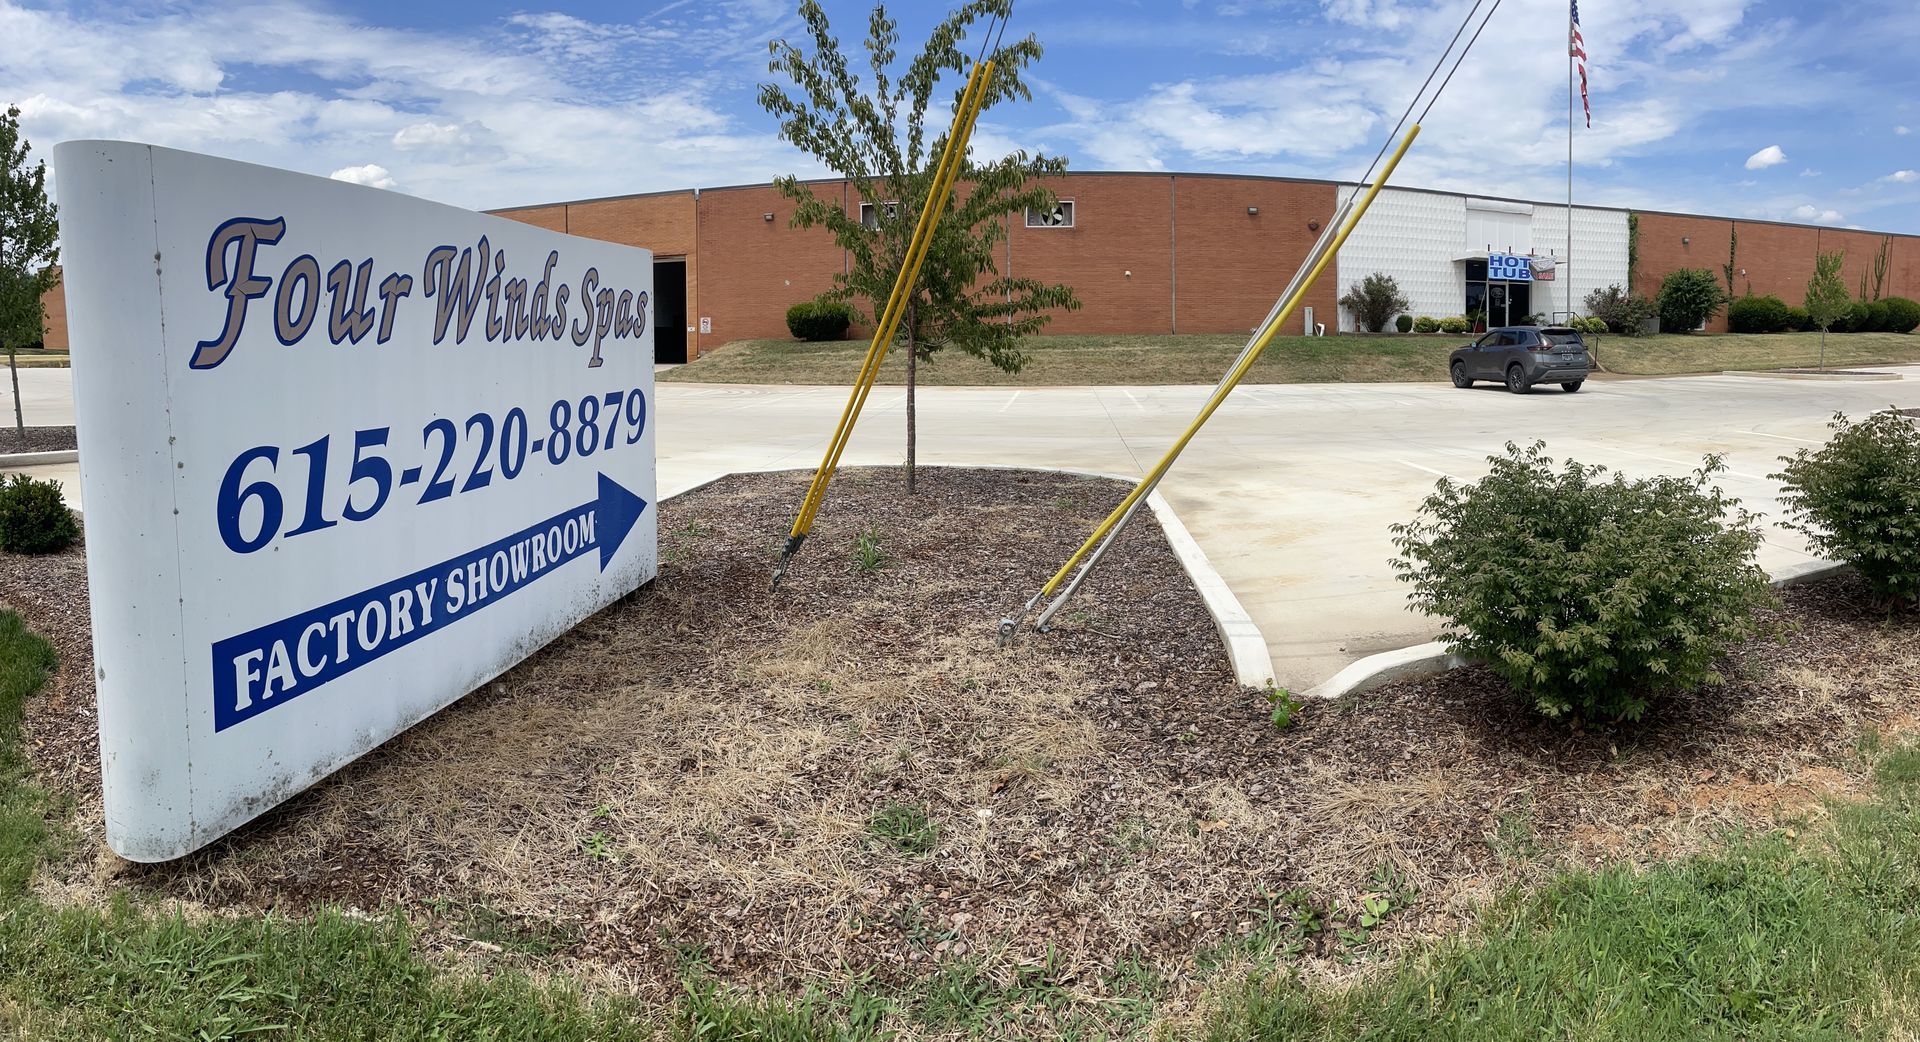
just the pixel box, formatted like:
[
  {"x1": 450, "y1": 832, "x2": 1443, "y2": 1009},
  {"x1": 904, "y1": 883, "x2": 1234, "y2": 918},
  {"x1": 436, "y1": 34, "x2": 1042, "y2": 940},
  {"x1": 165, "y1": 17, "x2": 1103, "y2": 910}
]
[
  {"x1": 1, "y1": 467, "x2": 1915, "y2": 1028},
  {"x1": 0, "y1": 425, "x2": 78, "y2": 454}
]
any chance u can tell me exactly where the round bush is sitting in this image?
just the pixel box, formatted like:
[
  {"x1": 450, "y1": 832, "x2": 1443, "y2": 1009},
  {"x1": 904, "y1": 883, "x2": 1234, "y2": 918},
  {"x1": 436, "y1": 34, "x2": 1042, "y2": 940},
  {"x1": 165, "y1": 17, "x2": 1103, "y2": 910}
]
[
  {"x1": 0, "y1": 474, "x2": 79, "y2": 554},
  {"x1": 1785, "y1": 305, "x2": 1812, "y2": 332},
  {"x1": 1881, "y1": 296, "x2": 1920, "y2": 334},
  {"x1": 785, "y1": 299, "x2": 855, "y2": 341},
  {"x1": 1413, "y1": 316, "x2": 1440, "y2": 334},
  {"x1": 1727, "y1": 294, "x2": 1790, "y2": 333},
  {"x1": 1839, "y1": 300, "x2": 1873, "y2": 333},
  {"x1": 1864, "y1": 300, "x2": 1892, "y2": 333},
  {"x1": 1395, "y1": 314, "x2": 1414, "y2": 333},
  {"x1": 1391, "y1": 443, "x2": 1773, "y2": 721},
  {"x1": 1774, "y1": 410, "x2": 1920, "y2": 604},
  {"x1": 1439, "y1": 316, "x2": 1469, "y2": 334},
  {"x1": 1655, "y1": 268, "x2": 1724, "y2": 333}
]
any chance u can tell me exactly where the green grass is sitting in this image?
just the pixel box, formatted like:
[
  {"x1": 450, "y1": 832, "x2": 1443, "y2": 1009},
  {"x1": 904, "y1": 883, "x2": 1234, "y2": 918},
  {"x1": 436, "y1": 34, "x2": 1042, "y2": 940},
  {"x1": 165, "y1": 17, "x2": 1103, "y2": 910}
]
[
  {"x1": 4, "y1": 607, "x2": 1920, "y2": 1040},
  {"x1": 3, "y1": 348, "x2": 71, "y2": 369},
  {"x1": 1205, "y1": 747, "x2": 1920, "y2": 1040},
  {"x1": 660, "y1": 330, "x2": 1920, "y2": 386}
]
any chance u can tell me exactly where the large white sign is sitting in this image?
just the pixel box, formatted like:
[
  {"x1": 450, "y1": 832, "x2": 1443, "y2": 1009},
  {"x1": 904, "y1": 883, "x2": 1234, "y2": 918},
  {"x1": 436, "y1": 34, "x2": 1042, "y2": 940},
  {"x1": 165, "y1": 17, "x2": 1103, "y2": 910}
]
[{"x1": 57, "y1": 142, "x2": 658, "y2": 861}]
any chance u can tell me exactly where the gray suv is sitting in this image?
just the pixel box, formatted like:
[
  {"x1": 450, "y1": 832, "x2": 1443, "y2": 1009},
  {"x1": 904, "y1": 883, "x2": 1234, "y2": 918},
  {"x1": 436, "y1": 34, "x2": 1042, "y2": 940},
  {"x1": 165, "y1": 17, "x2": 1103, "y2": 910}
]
[{"x1": 1449, "y1": 326, "x2": 1592, "y2": 394}]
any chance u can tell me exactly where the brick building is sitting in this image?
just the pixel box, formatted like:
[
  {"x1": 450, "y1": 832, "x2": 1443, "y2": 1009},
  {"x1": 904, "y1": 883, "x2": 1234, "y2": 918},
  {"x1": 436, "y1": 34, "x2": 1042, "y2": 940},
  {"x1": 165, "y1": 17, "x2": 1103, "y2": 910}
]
[{"x1": 39, "y1": 172, "x2": 1920, "y2": 357}]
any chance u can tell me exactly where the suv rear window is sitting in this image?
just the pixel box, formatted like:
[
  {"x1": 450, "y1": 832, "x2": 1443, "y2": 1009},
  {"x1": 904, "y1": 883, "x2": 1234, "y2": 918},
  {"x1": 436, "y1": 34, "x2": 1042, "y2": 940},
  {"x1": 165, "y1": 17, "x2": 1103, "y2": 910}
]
[{"x1": 1540, "y1": 330, "x2": 1585, "y2": 346}]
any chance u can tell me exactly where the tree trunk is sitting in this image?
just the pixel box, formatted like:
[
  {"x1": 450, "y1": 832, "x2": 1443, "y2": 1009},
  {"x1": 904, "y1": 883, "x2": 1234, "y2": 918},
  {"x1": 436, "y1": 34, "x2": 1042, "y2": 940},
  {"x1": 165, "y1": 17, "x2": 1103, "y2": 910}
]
[
  {"x1": 905, "y1": 301, "x2": 917, "y2": 495},
  {"x1": 7, "y1": 345, "x2": 21, "y2": 441},
  {"x1": 1818, "y1": 327, "x2": 1826, "y2": 372}
]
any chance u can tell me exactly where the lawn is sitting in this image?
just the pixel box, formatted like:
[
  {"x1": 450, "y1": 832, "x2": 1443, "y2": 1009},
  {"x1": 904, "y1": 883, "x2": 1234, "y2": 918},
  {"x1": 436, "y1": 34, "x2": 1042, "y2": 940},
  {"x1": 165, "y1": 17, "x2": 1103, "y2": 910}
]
[
  {"x1": 3, "y1": 349, "x2": 70, "y2": 369},
  {"x1": 660, "y1": 330, "x2": 1920, "y2": 386}
]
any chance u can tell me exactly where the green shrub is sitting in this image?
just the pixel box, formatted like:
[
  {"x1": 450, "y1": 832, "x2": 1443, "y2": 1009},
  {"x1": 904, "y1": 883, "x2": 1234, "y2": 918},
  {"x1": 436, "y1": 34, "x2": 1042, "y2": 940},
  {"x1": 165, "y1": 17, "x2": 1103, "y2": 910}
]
[
  {"x1": 1654, "y1": 268, "x2": 1724, "y2": 333},
  {"x1": 1391, "y1": 443, "x2": 1773, "y2": 721},
  {"x1": 1773, "y1": 410, "x2": 1920, "y2": 604},
  {"x1": 1582, "y1": 284, "x2": 1654, "y2": 336},
  {"x1": 1439, "y1": 316, "x2": 1469, "y2": 334},
  {"x1": 1413, "y1": 316, "x2": 1440, "y2": 334},
  {"x1": 1395, "y1": 314, "x2": 1414, "y2": 333},
  {"x1": 1340, "y1": 273, "x2": 1412, "y2": 333},
  {"x1": 1839, "y1": 300, "x2": 1874, "y2": 333},
  {"x1": 1785, "y1": 305, "x2": 1812, "y2": 331},
  {"x1": 784, "y1": 299, "x2": 855, "y2": 341},
  {"x1": 0, "y1": 475, "x2": 77, "y2": 555},
  {"x1": 1864, "y1": 300, "x2": 1892, "y2": 333},
  {"x1": 1883, "y1": 297, "x2": 1920, "y2": 334},
  {"x1": 1727, "y1": 294, "x2": 1791, "y2": 333}
]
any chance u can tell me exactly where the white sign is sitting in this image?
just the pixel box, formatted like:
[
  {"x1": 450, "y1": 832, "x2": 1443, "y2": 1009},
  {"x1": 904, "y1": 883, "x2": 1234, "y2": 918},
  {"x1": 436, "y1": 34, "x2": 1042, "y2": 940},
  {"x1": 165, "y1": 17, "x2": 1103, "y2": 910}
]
[
  {"x1": 57, "y1": 142, "x2": 658, "y2": 861},
  {"x1": 1488, "y1": 252, "x2": 1533, "y2": 281}
]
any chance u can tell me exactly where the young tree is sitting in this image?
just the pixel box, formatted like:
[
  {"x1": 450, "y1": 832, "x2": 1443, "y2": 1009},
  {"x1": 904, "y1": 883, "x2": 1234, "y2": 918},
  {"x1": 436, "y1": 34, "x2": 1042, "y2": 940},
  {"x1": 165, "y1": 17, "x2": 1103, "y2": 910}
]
[
  {"x1": 760, "y1": 0, "x2": 1079, "y2": 493},
  {"x1": 1804, "y1": 250, "x2": 1849, "y2": 372},
  {"x1": 0, "y1": 106, "x2": 60, "y2": 441},
  {"x1": 1338, "y1": 272, "x2": 1410, "y2": 333}
]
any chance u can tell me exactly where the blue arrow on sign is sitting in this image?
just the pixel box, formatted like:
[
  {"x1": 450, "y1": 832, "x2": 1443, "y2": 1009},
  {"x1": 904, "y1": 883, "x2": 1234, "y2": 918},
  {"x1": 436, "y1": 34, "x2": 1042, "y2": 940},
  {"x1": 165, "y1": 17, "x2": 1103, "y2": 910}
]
[{"x1": 211, "y1": 473, "x2": 649, "y2": 731}]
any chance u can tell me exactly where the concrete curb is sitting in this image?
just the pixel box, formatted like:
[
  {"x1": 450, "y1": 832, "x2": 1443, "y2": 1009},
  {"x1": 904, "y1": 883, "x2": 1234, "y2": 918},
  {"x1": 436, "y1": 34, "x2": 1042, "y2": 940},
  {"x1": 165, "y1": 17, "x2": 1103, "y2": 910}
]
[
  {"x1": 1722, "y1": 370, "x2": 1902, "y2": 382},
  {"x1": 1305, "y1": 560, "x2": 1857, "y2": 701},
  {"x1": 657, "y1": 463, "x2": 1275, "y2": 688},
  {"x1": 0, "y1": 449, "x2": 77, "y2": 468}
]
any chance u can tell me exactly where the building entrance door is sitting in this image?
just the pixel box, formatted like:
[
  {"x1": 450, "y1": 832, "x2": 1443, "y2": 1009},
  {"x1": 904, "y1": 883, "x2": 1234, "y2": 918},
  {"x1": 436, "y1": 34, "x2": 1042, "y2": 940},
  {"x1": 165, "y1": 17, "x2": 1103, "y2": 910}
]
[{"x1": 1487, "y1": 283, "x2": 1508, "y2": 328}]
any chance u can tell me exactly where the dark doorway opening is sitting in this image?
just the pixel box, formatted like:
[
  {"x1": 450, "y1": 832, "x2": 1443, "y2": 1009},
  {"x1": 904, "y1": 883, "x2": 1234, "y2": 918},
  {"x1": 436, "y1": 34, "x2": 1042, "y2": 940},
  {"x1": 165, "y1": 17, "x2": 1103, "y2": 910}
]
[{"x1": 653, "y1": 259, "x2": 688, "y2": 363}]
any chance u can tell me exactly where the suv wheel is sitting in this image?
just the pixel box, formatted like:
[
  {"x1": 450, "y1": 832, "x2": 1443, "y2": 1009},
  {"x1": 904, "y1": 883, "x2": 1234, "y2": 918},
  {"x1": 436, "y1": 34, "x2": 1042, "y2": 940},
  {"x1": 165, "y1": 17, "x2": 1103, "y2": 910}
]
[
  {"x1": 1506, "y1": 365, "x2": 1531, "y2": 394},
  {"x1": 1561, "y1": 380, "x2": 1584, "y2": 393},
  {"x1": 1450, "y1": 362, "x2": 1472, "y2": 388}
]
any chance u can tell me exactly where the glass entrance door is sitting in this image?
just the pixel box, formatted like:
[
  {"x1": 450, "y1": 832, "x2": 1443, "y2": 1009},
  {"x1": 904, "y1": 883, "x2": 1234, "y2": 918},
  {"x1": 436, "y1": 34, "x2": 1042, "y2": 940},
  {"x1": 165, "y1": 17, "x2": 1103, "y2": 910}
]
[{"x1": 1488, "y1": 283, "x2": 1508, "y2": 328}]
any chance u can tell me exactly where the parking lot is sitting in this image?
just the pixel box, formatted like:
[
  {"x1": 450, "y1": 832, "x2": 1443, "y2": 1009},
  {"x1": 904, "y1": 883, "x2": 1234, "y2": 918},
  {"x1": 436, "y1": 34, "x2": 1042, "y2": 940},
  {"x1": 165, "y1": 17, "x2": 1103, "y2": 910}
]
[{"x1": 11, "y1": 365, "x2": 1920, "y2": 689}]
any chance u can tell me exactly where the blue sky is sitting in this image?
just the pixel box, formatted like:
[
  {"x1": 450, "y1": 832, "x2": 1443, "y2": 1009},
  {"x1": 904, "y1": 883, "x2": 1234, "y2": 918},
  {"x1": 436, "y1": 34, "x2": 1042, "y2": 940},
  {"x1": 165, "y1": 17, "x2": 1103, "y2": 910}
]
[{"x1": 4, "y1": 0, "x2": 1916, "y2": 231}]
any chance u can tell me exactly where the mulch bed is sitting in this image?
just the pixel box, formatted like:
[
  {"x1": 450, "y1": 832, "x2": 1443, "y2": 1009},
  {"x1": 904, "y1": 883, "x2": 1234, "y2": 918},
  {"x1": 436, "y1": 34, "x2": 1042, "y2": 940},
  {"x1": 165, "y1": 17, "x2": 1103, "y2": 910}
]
[
  {"x1": 1, "y1": 467, "x2": 1916, "y2": 1027},
  {"x1": 0, "y1": 425, "x2": 78, "y2": 454}
]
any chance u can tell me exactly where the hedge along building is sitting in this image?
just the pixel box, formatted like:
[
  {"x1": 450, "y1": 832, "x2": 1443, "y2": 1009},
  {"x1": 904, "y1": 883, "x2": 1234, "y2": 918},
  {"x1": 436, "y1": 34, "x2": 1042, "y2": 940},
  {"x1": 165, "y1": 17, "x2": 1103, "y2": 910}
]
[{"x1": 35, "y1": 171, "x2": 1920, "y2": 355}]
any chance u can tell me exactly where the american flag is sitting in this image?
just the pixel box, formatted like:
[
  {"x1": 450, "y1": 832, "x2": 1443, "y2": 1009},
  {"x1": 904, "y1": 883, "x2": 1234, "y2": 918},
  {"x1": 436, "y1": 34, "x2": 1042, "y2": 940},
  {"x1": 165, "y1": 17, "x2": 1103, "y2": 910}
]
[{"x1": 1570, "y1": 0, "x2": 1590, "y2": 127}]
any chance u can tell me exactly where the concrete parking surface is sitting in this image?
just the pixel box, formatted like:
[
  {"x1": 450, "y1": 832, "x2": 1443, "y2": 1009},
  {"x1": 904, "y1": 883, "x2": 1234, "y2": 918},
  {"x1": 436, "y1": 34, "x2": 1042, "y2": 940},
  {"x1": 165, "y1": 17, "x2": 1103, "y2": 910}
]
[{"x1": 10, "y1": 365, "x2": 1920, "y2": 689}]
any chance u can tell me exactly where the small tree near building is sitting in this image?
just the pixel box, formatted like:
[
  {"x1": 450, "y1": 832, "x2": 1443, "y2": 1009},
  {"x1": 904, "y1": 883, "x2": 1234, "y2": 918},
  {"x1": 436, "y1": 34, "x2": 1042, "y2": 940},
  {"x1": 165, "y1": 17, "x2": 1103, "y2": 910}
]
[
  {"x1": 0, "y1": 106, "x2": 60, "y2": 441},
  {"x1": 1654, "y1": 268, "x2": 1723, "y2": 333},
  {"x1": 1804, "y1": 250, "x2": 1850, "y2": 372},
  {"x1": 1339, "y1": 272, "x2": 1411, "y2": 333},
  {"x1": 760, "y1": 0, "x2": 1079, "y2": 493}
]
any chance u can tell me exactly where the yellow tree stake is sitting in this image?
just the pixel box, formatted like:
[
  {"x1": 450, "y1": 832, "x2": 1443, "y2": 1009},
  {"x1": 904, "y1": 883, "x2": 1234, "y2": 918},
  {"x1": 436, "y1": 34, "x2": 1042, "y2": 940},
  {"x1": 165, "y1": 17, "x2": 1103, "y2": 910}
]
[
  {"x1": 1002, "y1": 124, "x2": 1422, "y2": 639},
  {"x1": 774, "y1": 57, "x2": 997, "y2": 584}
]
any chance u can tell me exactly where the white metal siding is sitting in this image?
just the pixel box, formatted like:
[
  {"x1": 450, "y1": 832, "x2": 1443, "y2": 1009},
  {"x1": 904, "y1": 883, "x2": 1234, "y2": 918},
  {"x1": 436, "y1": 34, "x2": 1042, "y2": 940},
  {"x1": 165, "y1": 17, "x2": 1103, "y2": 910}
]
[
  {"x1": 1332, "y1": 186, "x2": 1465, "y2": 331},
  {"x1": 1334, "y1": 186, "x2": 1630, "y2": 330}
]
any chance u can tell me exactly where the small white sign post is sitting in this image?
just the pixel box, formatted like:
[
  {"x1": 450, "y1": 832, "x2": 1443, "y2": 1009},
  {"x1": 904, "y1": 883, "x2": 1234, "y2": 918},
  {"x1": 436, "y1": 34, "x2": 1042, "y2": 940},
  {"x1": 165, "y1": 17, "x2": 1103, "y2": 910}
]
[{"x1": 57, "y1": 142, "x2": 659, "y2": 861}]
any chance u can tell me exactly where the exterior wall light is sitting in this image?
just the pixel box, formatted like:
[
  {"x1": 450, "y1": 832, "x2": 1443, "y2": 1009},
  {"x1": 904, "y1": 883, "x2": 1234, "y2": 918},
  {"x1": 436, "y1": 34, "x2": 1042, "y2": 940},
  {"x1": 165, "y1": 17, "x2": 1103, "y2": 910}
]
[
  {"x1": 1247, "y1": 206, "x2": 1260, "y2": 215},
  {"x1": 762, "y1": 212, "x2": 775, "y2": 221},
  {"x1": 1682, "y1": 236, "x2": 1690, "y2": 245}
]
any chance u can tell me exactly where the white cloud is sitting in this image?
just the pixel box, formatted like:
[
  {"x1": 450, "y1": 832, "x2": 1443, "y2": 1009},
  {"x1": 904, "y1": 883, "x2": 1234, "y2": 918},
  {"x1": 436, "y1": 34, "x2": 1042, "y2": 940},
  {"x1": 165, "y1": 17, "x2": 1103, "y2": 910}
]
[
  {"x1": 1790, "y1": 203, "x2": 1844, "y2": 224},
  {"x1": 1321, "y1": 0, "x2": 1404, "y2": 30},
  {"x1": 1799, "y1": 168, "x2": 1820, "y2": 177},
  {"x1": 330, "y1": 163, "x2": 398, "y2": 190},
  {"x1": 1898, "y1": 126, "x2": 1912, "y2": 135},
  {"x1": 1889, "y1": 170, "x2": 1919, "y2": 183},
  {"x1": 1, "y1": 0, "x2": 809, "y2": 210},
  {"x1": 1745, "y1": 145, "x2": 1787, "y2": 170}
]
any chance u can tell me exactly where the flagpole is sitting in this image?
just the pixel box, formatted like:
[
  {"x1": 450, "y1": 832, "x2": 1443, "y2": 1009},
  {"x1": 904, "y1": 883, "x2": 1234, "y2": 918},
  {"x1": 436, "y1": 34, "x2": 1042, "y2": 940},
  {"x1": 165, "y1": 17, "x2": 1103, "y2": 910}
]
[{"x1": 1567, "y1": 2, "x2": 1575, "y2": 322}]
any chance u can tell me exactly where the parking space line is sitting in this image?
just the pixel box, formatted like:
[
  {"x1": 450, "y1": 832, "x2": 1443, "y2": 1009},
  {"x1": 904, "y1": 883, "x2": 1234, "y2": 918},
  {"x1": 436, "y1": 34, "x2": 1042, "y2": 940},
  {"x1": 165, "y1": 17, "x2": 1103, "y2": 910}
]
[
  {"x1": 999, "y1": 390, "x2": 1022, "y2": 413},
  {"x1": 1398, "y1": 460, "x2": 1451, "y2": 479},
  {"x1": 1744, "y1": 431, "x2": 1822, "y2": 445}
]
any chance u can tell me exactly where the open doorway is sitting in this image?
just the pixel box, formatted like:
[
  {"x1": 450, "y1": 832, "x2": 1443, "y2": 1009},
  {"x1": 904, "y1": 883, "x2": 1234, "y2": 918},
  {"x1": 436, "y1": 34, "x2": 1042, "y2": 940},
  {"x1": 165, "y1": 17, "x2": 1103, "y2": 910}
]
[{"x1": 653, "y1": 259, "x2": 687, "y2": 363}]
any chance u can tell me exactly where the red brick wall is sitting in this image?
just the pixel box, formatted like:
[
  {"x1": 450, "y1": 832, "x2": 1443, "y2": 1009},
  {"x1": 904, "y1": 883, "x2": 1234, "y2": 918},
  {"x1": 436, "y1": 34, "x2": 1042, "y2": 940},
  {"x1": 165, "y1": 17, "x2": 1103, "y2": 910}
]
[
  {"x1": 1005, "y1": 174, "x2": 1174, "y2": 335},
  {"x1": 692, "y1": 182, "x2": 851, "y2": 354},
  {"x1": 38, "y1": 273, "x2": 67, "y2": 350},
  {"x1": 1174, "y1": 176, "x2": 1338, "y2": 335},
  {"x1": 1632, "y1": 213, "x2": 1920, "y2": 331}
]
